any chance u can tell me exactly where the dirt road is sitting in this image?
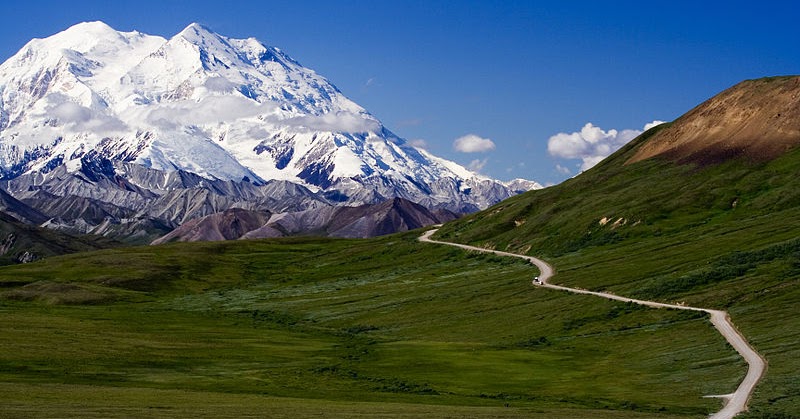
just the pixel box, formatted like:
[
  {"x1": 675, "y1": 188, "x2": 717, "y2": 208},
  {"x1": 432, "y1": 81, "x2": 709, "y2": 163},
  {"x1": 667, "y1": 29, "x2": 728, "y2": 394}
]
[{"x1": 419, "y1": 228, "x2": 765, "y2": 419}]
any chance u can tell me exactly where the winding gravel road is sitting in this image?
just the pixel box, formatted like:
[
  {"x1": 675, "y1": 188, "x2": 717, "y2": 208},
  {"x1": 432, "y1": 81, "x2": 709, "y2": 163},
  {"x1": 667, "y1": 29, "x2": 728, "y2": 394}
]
[{"x1": 419, "y1": 228, "x2": 765, "y2": 419}]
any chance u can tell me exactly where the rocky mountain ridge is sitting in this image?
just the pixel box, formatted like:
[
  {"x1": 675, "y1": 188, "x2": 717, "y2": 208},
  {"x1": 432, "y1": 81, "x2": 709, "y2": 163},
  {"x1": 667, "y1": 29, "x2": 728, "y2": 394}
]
[{"x1": 152, "y1": 197, "x2": 457, "y2": 244}]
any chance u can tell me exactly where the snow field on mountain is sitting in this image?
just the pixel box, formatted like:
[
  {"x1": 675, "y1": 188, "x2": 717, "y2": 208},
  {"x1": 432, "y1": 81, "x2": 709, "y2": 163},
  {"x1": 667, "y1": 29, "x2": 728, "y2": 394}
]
[{"x1": 0, "y1": 21, "x2": 540, "y2": 210}]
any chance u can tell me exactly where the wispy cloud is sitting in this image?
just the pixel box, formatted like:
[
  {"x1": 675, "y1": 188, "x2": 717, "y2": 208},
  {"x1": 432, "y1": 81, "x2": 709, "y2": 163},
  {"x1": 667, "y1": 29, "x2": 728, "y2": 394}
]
[
  {"x1": 555, "y1": 164, "x2": 571, "y2": 175},
  {"x1": 408, "y1": 138, "x2": 428, "y2": 149},
  {"x1": 138, "y1": 96, "x2": 276, "y2": 130},
  {"x1": 48, "y1": 101, "x2": 128, "y2": 133},
  {"x1": 128, "y1": 93, "x2": 383, "y2": 135},
  {"x1": 467, "y1": 158, "x2": 488, "y2": 172},
  {"x1": 453, "y1": 134, "x2": 496, "y2": 153},
  {"x1": 547, "y1": 121, "x2": 664, "y2": 171},
  {"x1": 282, "y1": 111, "x2": 381, "y2": 133}
]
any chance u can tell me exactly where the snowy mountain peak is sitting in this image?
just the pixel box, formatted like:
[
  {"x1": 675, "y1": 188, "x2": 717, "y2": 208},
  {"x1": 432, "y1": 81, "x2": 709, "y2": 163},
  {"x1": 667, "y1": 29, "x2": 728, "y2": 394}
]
[
  {"x1": 63, "y1": 20, "x2": 118, "y2": 35},
  {"x1": 24, "y1": 21, "x2": 155, "y2": 61},
  {"x1": 38, "y1": 21, "x2": 119, "y2": 48},
  {"x1": 174, "y1": 23, "x2": 227, "y2": 53},
  {"x1": 175, "y1": 23, "x2": 232, "y2": 47},
  {"x1": 0, "y1": 21, "x2": 540, "y2": 213},
  {"x1": 179, "y1": 22, "x2": 210, "y2": 34}
]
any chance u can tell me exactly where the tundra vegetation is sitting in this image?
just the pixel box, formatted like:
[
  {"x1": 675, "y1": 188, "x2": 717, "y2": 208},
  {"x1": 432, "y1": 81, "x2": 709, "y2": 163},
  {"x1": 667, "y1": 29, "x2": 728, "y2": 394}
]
[
  {"x1": 3, "y1": 77, "x2": 800, "y2": 418},
  {"x1": 0, "y1": 231, "x2": 746, "y2": 418}
]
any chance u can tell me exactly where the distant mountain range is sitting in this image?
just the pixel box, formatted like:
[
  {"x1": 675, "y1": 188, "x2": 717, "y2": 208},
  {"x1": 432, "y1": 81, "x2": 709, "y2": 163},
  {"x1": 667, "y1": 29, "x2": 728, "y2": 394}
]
[
  {"x1": 0, "y1": 21, "x2": 540, "y2": 243},
  {"x1": 152, "y1": 197, "x2": 458, "y2": 244}
]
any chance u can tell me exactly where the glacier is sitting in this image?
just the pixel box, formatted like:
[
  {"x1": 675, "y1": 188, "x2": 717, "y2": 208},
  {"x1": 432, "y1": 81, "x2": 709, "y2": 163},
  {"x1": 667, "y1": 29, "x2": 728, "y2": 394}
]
[{"x1": 0, "y1": 21, "x2": 541, "y2": 240}]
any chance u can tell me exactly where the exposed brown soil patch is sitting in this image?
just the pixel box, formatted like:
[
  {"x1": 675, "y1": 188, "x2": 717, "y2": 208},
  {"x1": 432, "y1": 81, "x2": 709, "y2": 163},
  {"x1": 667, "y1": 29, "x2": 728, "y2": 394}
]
[{"x1": 627, "y1": 76, "x2": 800, "y2": 166}]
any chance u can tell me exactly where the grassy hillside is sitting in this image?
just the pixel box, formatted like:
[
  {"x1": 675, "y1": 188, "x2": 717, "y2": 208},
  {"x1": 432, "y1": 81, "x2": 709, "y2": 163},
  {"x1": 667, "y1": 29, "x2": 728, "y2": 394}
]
[
  {"x1": 436, "y1": 123, "x2": 800, "y2": 258},
  {"x1": 1, "y1": 232, "x2": 742, "y2": 418},
  {"x1": 435, "y1": 126, "x2": 800, "y2": 417}
]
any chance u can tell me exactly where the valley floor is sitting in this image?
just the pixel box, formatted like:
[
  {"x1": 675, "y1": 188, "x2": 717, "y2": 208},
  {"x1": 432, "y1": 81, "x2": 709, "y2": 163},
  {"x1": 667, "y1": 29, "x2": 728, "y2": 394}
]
[
  {"x1": 0, "y1": 231, "x2": 763, "y2": 418},
  {"x1": 0, "y1": 382, "x2": 697, "y2": 419}
]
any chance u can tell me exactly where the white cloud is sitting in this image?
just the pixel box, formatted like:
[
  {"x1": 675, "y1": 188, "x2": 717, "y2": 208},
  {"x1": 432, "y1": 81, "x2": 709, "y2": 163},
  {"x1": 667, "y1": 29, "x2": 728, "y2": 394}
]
[
  {"x1": 43, "y1": 92, "x2": 388, "y2": 138},
  {"x1": 135, "y1": 95, "x2": 379, "y2": 134},
  {"x1": 453, "y1": 134, "x2": 496, "y2": 153},
  {"x1": 580, "y1": 155, "x2": 607, "y2": 170},
  {"x1": 409, "y1": 138, "x2": 428, "y2": 149},
  {"x1": 547, "y1": 120, "x2": 662, "y2": 171},
  {"x1": 555, "y1": 164, "x2": 571, "y2": 175},
  {"x1": 50, "y1": 102, "x2": 92, "y2": 123},
  {"x1": 246, "y1": 126, "x2": 270, "y2": 138},
  {"x1": 48, "y1": 101, "x2": 128, "y2": 133},
  {"x1": 282, "y1": 111, "x2": 381, "y2": 133},
  {"x1": 140, "y1": 96, "x2": 275, "y2": 130},
  {"x1": 203, "y1": 77, "x2": 238, "y2": 93},
  {"x1": 467, "y1": 158, "x2": 488, "y2": 172},
  {"x1": 644, "y1": 120, "x2": 666, "y2": 131}
]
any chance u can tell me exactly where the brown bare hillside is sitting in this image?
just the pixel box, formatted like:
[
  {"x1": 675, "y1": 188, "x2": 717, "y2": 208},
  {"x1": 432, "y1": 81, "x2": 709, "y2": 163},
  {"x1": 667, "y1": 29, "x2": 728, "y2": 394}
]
[
  {"x1": 151, "y1": 208, "x2": 272, "y2": 244},
  {"x1": 628, "y1": 76, "x2": 800, "y2": 166}
]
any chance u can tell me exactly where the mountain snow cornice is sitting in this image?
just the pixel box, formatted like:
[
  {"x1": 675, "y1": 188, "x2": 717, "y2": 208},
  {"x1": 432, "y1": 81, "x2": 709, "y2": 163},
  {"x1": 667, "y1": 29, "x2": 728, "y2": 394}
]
[{"x1": 0, "y1": 21, "x2": 540, "y2": 212}]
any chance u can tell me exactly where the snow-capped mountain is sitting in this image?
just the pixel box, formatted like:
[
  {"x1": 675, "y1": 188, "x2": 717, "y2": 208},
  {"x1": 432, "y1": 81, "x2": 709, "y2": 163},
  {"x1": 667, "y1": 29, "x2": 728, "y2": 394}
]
[{"x1": 0, "y1": 22, "x2": 540, "y2": 240}]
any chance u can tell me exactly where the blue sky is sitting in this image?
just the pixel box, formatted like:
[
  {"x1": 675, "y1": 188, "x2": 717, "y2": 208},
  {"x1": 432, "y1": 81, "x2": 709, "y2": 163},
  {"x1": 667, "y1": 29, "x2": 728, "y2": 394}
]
[{"x1": 1, "y1": 1, "x2": 798, "y2": 185}]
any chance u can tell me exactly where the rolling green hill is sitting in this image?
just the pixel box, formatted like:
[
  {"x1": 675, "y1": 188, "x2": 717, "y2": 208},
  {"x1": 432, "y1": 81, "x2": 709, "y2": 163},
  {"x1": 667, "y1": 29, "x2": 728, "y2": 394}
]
[
  {"x1": 435, "y1": 76, "x2": 800, "y2": 418},
  {"x1": 0, "y1": 233, "x2": 740, "y2": 418}
]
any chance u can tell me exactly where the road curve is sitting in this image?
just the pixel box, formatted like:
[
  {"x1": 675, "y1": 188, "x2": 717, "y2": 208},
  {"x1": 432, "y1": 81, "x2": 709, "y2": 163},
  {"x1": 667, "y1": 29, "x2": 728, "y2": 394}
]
[{"x1": 419, "y1": 228, "x2": 765, "y2": 419}]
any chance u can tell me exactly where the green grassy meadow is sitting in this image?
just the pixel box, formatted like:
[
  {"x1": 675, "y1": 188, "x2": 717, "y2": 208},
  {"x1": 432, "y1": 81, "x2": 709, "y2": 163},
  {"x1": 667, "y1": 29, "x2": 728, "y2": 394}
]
[
  {"x1": 433, "y1": 126, "x2": 800, "y2": 418},
  {"x1": 0, "y1": 232, "x2": 743, "y2": 418}
]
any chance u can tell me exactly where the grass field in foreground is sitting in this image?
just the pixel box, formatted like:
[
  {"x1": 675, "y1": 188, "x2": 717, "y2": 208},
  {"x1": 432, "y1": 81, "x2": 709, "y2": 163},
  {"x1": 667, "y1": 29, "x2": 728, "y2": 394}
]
[
  {"x1": 0, "y1": 232, "x2": 743, "y2": 418},
  {"x1": 434, "y1": 126, "x2": 800, "y2": 419},
  {"x1": 0, "y1": 382, "x2": 699, "y2": 419},
  {"x1": 545, "y1": 209, "x2": 800, "y2": 419},
  {"x1": 434, "y1": 209, "x2": 800, "y2": 419}
]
